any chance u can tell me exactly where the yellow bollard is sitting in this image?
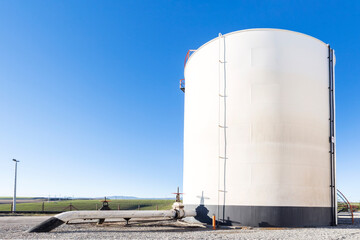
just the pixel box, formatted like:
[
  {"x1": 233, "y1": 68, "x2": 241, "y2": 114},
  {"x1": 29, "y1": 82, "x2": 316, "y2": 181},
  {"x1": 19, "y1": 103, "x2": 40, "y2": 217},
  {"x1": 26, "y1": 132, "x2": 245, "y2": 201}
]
[{"x1": 212, "y1": 215, "x2": 216, "y2": 230}]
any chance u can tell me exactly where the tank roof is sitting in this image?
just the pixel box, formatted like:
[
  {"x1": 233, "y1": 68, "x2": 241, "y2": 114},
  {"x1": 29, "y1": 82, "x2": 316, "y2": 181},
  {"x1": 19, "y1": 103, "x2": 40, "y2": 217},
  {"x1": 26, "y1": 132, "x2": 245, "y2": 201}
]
[{"x1": 185, "y1": 28, "x2": 329, "y2": 70}]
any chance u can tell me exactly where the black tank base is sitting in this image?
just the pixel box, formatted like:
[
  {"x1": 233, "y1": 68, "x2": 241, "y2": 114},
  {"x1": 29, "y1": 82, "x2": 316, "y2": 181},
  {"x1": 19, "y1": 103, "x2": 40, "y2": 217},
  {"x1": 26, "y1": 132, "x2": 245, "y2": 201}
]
[{"x1": 185, "y1": 204, "x2": 333, "y2": 227}]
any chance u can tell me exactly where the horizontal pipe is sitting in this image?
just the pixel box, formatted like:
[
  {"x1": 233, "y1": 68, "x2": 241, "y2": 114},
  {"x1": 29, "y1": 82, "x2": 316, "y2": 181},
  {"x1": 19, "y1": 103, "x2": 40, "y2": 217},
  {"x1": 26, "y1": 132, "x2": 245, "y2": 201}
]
[
  {"x1": 57, "y1": 210, "x2": 177, "y2": 222},
  {"x1": 27, "y1": 209, "x2": 196, "y2": 232}
]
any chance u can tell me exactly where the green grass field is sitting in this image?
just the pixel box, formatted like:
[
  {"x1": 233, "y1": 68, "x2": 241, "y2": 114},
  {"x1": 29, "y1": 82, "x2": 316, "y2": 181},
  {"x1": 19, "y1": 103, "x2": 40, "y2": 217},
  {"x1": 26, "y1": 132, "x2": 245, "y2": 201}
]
[
  {"x1": 0, "y1": 197, "x2": 35, "y2": 199},
  {"x1": 3, "y1": 199, "x2": 357, "y2": 213},
  {"x1": 0, "y1": 199, "x2": 174, "y2": 212},
  {"x1": 337, "y1": 202, "x2": 360, "y2": 212}
]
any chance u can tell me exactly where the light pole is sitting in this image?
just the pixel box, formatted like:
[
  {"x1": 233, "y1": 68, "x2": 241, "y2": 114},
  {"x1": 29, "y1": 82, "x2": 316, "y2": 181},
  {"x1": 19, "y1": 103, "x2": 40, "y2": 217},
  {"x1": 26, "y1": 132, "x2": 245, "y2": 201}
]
[{"x1": 12, "y1": 159, "x2": 20, "y2": 212}]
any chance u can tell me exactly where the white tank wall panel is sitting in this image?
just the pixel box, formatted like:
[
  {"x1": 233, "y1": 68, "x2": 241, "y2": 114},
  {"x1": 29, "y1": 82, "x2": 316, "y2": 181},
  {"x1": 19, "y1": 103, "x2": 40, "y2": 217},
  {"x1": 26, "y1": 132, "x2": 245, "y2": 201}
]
[
  {"x1": 183, "y1": 40, "x2": 220, "y2": 205},
  {"x1": 183, "y1": 29, "x2": 332, "y2": 209}
]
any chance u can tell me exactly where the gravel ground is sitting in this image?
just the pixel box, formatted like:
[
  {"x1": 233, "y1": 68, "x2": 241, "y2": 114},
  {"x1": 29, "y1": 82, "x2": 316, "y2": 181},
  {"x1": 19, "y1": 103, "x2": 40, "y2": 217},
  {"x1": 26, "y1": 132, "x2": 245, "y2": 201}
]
[{"x1": 0, "y1": 213, "x2": 359, "y2": 239}]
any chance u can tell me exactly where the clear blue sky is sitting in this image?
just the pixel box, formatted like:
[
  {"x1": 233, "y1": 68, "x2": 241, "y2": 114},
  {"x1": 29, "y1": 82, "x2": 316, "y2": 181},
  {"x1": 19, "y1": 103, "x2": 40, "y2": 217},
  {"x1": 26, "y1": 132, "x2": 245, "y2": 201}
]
[{"x1": 0, "y1": 0, "x2": 359, "y2": 200}]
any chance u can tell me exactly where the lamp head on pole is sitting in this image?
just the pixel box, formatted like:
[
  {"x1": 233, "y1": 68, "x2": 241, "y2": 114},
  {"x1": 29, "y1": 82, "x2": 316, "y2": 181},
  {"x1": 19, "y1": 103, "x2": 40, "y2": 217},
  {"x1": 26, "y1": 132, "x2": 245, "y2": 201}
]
[{"x1": 12, "y1": 159, "x2": 20, "y2": 163}]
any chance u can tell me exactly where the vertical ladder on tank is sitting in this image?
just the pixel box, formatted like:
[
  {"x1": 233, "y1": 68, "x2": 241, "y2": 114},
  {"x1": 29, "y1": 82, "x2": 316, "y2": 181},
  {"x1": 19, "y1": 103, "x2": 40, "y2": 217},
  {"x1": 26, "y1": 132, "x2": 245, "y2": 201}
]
[
  {"x1": 217, "y1": 33, "x2": 227, "y2": 224},
  {"x1": 328, "y1": 45, "x2": 336, "y2": 226}
]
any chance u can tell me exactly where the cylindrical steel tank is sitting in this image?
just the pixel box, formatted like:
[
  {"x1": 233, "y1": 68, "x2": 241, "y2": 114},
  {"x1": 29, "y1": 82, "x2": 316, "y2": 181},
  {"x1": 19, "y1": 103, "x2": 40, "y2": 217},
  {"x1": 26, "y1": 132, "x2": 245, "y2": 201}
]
[{"x1": 182, "y1": 29, "x2": 336, "y2": 227}]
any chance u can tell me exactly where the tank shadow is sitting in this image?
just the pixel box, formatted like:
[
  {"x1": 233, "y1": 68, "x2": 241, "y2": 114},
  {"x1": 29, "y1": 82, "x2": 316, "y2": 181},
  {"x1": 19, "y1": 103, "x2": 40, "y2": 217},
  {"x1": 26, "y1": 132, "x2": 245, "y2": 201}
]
[{"x1": 194, "y1": 205, "x2": 212, "y2": 224}]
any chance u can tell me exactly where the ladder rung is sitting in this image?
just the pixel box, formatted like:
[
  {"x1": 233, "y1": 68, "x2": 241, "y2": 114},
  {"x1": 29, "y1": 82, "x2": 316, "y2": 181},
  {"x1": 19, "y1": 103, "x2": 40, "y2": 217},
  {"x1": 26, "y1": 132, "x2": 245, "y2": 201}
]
[{"x1": 219, "y1": 156, "x2": 228, "y2": 159}]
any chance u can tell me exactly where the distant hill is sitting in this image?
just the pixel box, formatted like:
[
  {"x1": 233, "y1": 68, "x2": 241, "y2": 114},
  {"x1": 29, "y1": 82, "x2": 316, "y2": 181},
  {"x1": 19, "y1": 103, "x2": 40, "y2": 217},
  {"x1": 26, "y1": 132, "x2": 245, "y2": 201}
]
[
  {"x1": 103, "y1": 196, "x2": 174, "y2": 200},
  {"x1": 0, "y1": 196, "x2": 175, "y2": 201},
  {"x1": 99, "y1": 196, "x2": 138, "y2": 200}
]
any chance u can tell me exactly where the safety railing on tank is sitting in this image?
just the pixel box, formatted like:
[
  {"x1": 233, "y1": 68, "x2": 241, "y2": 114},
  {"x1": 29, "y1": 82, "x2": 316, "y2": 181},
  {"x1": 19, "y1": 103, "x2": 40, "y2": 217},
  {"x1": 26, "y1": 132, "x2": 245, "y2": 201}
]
[
  {"x1": 337, "y1": 189, "x2": 355, "y2": 224},
  {"x1": 180, "y1": 79, "x2": 185, "y2": 92},
  {"x1": 179, "y1": 50, "x2": 196, "y2": 92},
  {"x1": 184, "y1": 49, "x2": 196, "y2": 67}
]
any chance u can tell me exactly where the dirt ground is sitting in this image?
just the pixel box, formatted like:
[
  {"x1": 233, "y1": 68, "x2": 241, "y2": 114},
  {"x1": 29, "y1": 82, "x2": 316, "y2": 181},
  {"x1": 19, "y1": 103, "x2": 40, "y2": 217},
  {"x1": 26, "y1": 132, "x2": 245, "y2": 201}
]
[{"x1": 0, "y1": 212, "x2": 359, "y2": 239}]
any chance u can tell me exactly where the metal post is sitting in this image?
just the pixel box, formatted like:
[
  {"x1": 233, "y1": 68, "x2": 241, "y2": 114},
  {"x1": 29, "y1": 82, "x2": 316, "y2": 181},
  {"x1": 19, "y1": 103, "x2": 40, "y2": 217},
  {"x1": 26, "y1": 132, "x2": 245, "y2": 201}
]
[
  {"x1": 212, "y1": 215, "x2": 216, "y2": 230},
  {"x1": 217, "y1": 32, "x2": 227, "y2": 223},
  {"x1": 328, "y1": 45, "x2": 336, "y2": 226},
  {"x1": 12, "y1": 159, "x2": 20, "y2": 212}
]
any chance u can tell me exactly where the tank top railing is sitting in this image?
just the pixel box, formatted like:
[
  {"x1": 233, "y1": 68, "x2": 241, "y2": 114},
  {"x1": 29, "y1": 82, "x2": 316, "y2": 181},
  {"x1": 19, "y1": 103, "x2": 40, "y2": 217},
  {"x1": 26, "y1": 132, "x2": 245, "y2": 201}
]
[
  {"x1": 180, "y1": 79, "x2": 185, "y2": 92},
  {"x1": 184, "y1": 49, "x2": 196, "y2": 67},
  {"x1": 179, "y1": 50, "x2": 196, "y2": 92}
]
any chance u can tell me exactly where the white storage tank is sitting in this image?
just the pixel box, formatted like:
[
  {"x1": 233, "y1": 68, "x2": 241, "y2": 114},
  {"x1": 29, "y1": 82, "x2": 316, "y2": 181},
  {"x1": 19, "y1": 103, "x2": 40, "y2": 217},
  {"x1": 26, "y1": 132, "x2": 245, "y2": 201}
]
[{"x1": 182, "y1": 29, "x2": 336, "y2": 227}]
